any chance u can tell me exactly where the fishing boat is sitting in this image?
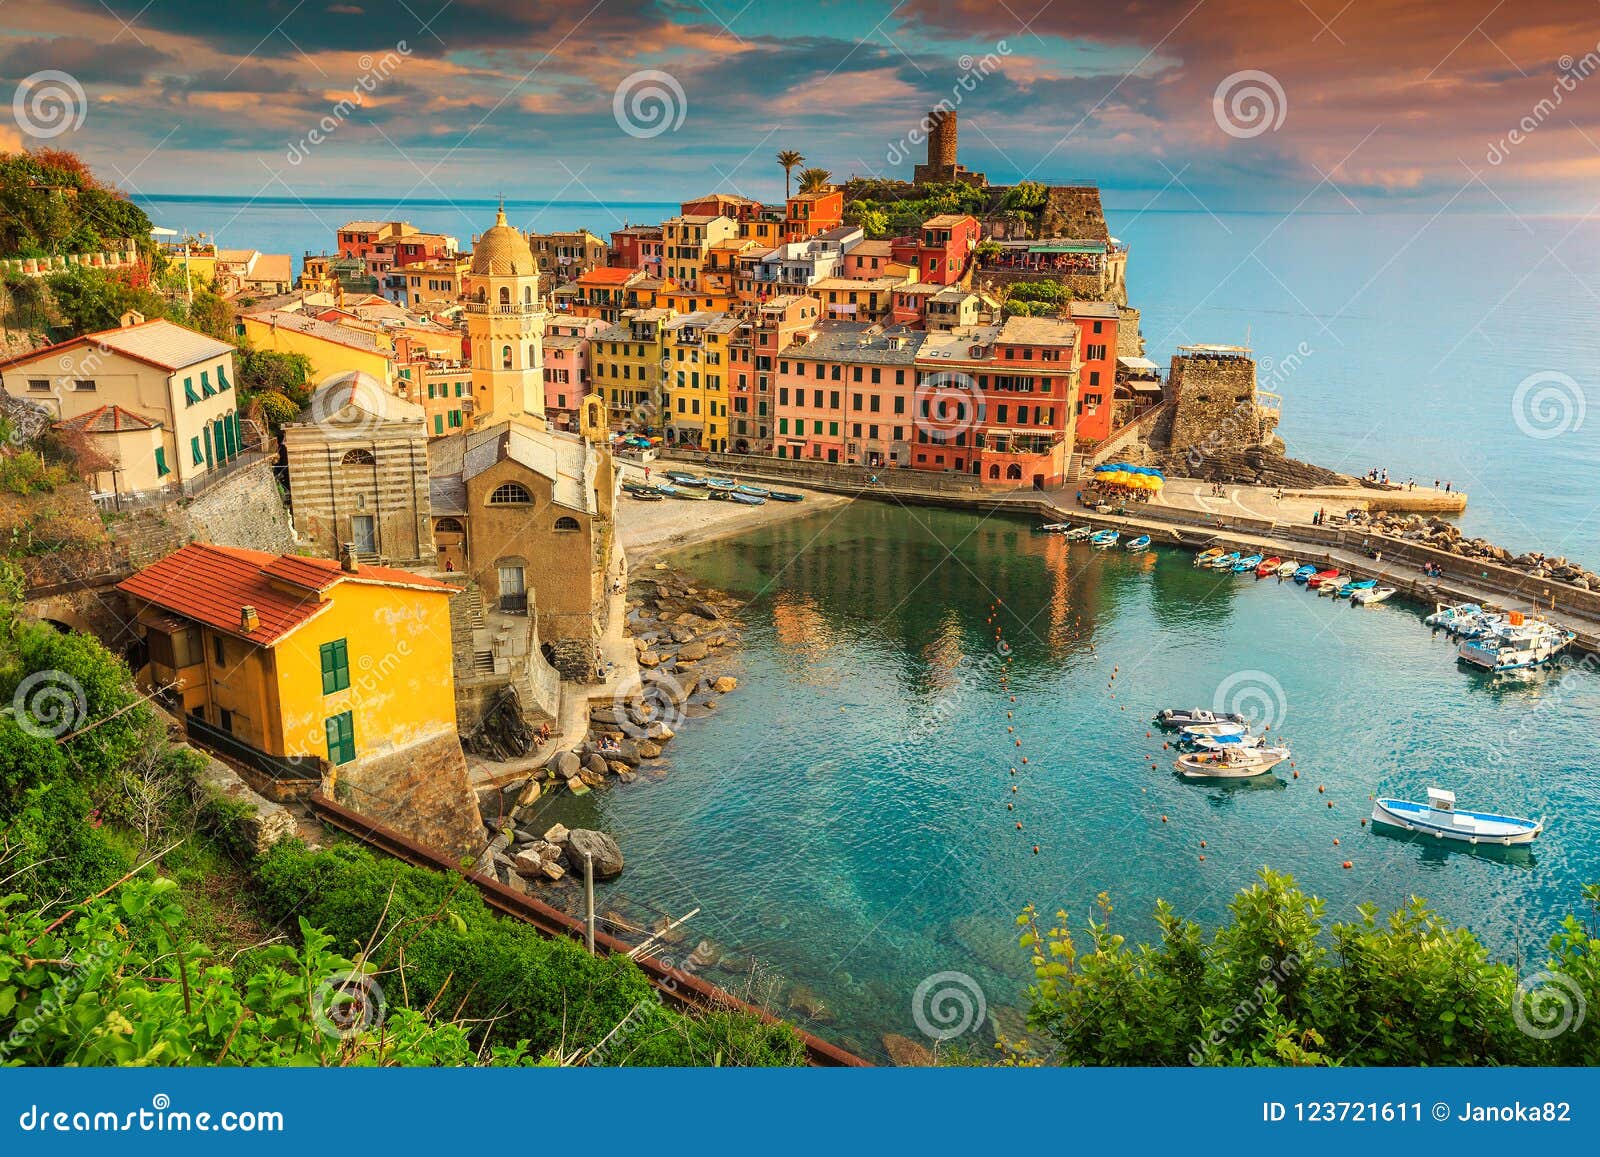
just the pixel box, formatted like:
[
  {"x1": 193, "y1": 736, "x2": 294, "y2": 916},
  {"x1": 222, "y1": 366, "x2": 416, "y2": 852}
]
[
  {"x1": 1424, "y1": 602, "x2": 1482, "y2": 631},
  {"x1": 1292, "y1": 564, "x2": 1318, "y2": 583},
  {"x1": 1195, "y1": 547, "x2": 1225, "y2": 566},
  {"x1": 1457, "y1": 615, "x2": 1575, "y2": 672},
  {"x1": 1065, "y1": 525, "x2": 1094, "y2": 541},
  {"x1": 705, "y1": 477, "x2": 737, "y2": 491},
  {"x1": 1089, "y1": 529, "x2": 1120, "y2": 547},
  {"x1": 629, "y1": 490, "x2": 665, "y2": 502},
  {"x1": 670, "y1": 485, "x2": 710, "y2": 501},
  {"x1": 1309, "y1": 569, "x2": 1342, "y2": 592},
  {"x1": 1175, "y1": 746, "x2": 1289, "y2": 779},
  {"x1": 664, "y1": 470, "x2": 701, "y2": 485},
  {"x1": 728, "y1": 491, "x2": 766, "y2": 506},
  {"x1": 1179, "y1": 721, "x2": 1250, "y2": 739},
  {"x1": 1351, "y1": 585, "x2": 1395, "y2": 605},
  {"x1": 1125, "y1": 535, "x2": 1151, "y2": 551},
  {"x1": 1255, "y1": 556, "x2": 1281, "y2": 577},
  {"x1": 1035, "y1": 522, "x2": 1073, "y2": 534},
  {"x1": 1275, "y1": 560, "x2": 1300, "y2": 577},
  {"x1": 1154, "y1": 707, "x2": 1247, "y2": 729},
  {"x1": 1336, "y1": 578, "x2": 1377, "y2": 599},
  {"x1": 1209, "y1": 551, "x2": 1242, "y2": 570},
  {"x1": 767, "y1": 490, "x2": 804, "y2": 503},
  {"x1": 1371, "y1": 788, "x2": 1543, "y2": 846},
  {"x1": 1232, "y1": 554, "x2": 1264, "y2": 573},
  {"x1": 735, "y1": 483, "x2": 770, "y2": 497}
]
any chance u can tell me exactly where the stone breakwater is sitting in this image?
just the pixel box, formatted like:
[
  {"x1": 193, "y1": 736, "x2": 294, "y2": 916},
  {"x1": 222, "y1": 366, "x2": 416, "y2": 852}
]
[{"x1": 1351, "y1": 510, "x2": 1599, "y2": 592}]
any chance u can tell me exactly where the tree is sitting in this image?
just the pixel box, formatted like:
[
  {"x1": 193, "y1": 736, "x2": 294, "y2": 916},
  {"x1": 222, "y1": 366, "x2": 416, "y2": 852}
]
[
  {"x1": 44, "y1": 265, "x2": 167, "y2": 336},
  {"x1": 777, "y1": 150, "x2": 805, "y2": 199},
  {"x1": 797, "y1": 167, "x2": 832, "y2": 194}
]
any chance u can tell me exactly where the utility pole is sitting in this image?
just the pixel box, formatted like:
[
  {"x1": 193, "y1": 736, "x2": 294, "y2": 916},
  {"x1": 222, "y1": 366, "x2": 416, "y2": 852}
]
[{"x1": 583, "y1": 852, "x2": 596, "y2": 954}]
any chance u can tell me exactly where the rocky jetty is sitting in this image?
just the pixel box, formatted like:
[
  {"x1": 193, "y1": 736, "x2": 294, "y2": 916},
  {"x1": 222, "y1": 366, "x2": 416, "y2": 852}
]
[{"x1": 1354, "y1": 511, "x2": 1599, "y2": 591}]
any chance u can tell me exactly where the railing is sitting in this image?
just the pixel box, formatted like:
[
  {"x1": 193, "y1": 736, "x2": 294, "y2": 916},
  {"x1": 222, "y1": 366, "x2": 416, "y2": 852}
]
[
  {"x1": 187, "y1": 715, "x2": 320, "y2": 781},
  {"x1": 91, "y1": 449, "x2": 272, "y2": 513},
  {"x1": 498, "y1": 593, "x2": 528, "y2": 614},
  {"x1": 1256, "y1": 390, "x2": 1283, "y2": 414},
  {"x1": 463, "y1": 301, "x2": 541, "y2": 315}
]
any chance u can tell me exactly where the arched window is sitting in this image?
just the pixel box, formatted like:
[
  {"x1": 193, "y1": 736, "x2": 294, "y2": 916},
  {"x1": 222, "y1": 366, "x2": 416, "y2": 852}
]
[
  {"x1": 1006, "y1": 463, "x2": 1023, "y2": 480},
  {"x1": 489, "y1": 482, "x2": 532, "y2": 505},
  {"x1": 502, "y1": 345, "x2": 513, "y2": 369},
  {"x1": 988, "y1": 463, "x2": 999, "y2": 479},
  {"x1": 435, "y1": 517, "x2": 464, "y2": 533},
  {"x1": 528, "y1": 343, "x2": 537, "y2": 365},
  {"x1": 499, "y1": 286, "x2": 511, "y2": 305},
  {"x1": 524, "y1": 285, "x2": 533, "y2": 304},
  {"x1": 475, "y1": 287, "x2": 486, "y2": 303},
  {"x1": 554, "y1": 516, "x2": 580, "y2": 532},
  {"x1": 342, "y1": 448, "x2": 376, "y2": 466}
]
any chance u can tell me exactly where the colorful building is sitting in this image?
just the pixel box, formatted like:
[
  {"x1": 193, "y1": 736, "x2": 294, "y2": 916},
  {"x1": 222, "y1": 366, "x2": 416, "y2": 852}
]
[
  {"x1": 662, "y1": 214, "x2": 737, "y2": 289},
  {"x1": 891, "y1": 213, "x2": 979, "y2": 286},
  {"x1": 239, "y1": 309, "x2": 396, "y2": 389},
  {"x1": 784, "y1": 189, "x2": 845, "y2": 241},
  {"x1": 663, "y1": 312, "x2": 735, "y2": 452},
  {"x1": 608, "y1": 225, "x2": 663, "y2": 273},
  {"x1": 729, "y1": 295, "x2": 818, "y2": 453},
  {"x1": 591, "y1": 308, "x2": 671, "y2": 429},
  {"x1": 543, "y1": 315, "x2": 607, "y2": 430},
  {"x1": 1067, "y1": 301, "x2": 1119, "y2": 444},
  {"x1": 775, "y1": 322, "x2": 925, "y2": 465},
  {"x1": 529, "y1": 230, "x2": 608, "y2": 278}
]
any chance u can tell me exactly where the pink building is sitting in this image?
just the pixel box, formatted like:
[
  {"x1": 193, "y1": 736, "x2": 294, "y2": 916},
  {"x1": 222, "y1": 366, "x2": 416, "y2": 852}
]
[
  {"x1": 543, "y1": 316, "x2": 607, "y2": 428},
  {"x1": 729, "y1": 295, "x2": 818, "y2": 454},
  {"x1": 775, "y1": 323, "x2": 925, "y2": 465}
]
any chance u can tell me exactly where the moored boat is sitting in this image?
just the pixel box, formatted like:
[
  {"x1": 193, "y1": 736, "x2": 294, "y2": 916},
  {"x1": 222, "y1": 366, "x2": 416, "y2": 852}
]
[
  {"x1": 1035, "y1": 522, "x2": 1073, "y2": 534},
  {"x1": 1351, "y1": 585, "x2": 1395, "y2": 605},
  {"x1": 1154, "y1": 707, "x2": 1247, "y2": 729},
  {"x1": 1371, "y1": 788, "x2": 1542, "y2": 845},
  {"x1": 1179, "y1": 721, "x2": 1250, "y2": 739},
  {"x1": 1232, "y1": 554, "x2": 1264, "y2": 573},
  {"x1": 1275, "y1": 560, "x2": 1300, "y2": 576},
  {"x1": 1175, "y1": 746, "x2": 1289, "y2": 779},
  {"x1": 728, "y1": 491, "x2": 766, "y2": 506},
  {"x1": 1336, "y1": 578, "x2": 1377, "y2": 599},
  {"x1": 1182, "y1": 731, "x2": 1268, "y2": 753},
  {"x1": 1456, "y1": 616, "x2": 1574, "y2": 672},
  {"x1": 1256, "y1": 556, "x2": 1282, "y2": 577},
  {"x1": 1209, "y1": 551, "x2": 1242, "y2": 570},
  {"x1": 1306, "y1": 568, "x2": 1339, "y2": 588},
  {"x1": 1425, "y1": 602, "x2": 1482, "y2": 631},
  {"x1": 1065, "y1": 525, "x2": 1094, "y2": 541},
  {"x1": 1292, "y1": 564, "x2": 1318, "y2": 583},
  {"x1": 1090, "y1": 529, "x2": 1120, "y2": 547},
  {"x1": 1125, "y1": 534, "x2": 1151, "y2": 551},
  {"x1": 1195, "y1": 547, "x2": 1225, "y2": 566},
  {"x1": 767, "y1": 490, "x2": 804, "y2": 502}
]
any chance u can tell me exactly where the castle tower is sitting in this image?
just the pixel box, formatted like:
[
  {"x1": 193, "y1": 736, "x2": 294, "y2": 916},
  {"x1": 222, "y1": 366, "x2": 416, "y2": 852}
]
[
  {"x1": 466, "y1": 205, "x2": 547, "y2": 428},
  {"x1": 928, "y1": 108, "x2": 958, "y2": 170}
]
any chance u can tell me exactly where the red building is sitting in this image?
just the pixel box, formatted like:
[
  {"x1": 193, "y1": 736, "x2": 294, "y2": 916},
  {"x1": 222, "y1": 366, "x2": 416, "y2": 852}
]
[
  {"x1": 891, "y1": 214, "x2": 979, "y2": 286},
  {"x1": 392, "y1": 232, "x2": 455, "y2": 266},
  {"x1": 1067, "y1": 301, "x2": 1119, "y2": 444},
  {"x1": 609, "y1": 225, "x2": 664, "y2": 273}
]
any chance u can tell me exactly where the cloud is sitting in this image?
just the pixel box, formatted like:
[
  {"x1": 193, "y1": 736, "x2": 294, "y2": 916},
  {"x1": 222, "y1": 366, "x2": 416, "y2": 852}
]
[{"x1": 0, "y1": 35, "x2": 173, "y2": 85}]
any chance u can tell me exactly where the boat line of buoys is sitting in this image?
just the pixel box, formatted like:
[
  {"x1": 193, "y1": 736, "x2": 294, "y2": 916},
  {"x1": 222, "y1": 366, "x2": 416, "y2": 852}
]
[{"x1": 990, "y1": 598, "x2": 1040, "y2": 857}]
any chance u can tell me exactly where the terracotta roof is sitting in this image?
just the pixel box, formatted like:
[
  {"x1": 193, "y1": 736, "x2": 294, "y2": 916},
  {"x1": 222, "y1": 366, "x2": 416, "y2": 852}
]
[
  {"x1": 0, "y1": 319, "x2": 233, "y2": 373},
  {"x1": 118, "y1": 543, "x2": 452, "y2": 645},
  {"x1": 53, "y1": 404, "x2": 160, "y2": 433},
  {"x1": 578, "y1": 266, "x2": 640, "y2": 286}
]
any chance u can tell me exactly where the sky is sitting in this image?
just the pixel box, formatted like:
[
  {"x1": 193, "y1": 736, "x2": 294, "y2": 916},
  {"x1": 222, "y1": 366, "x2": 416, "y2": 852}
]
[{"x1": 1, "y1": 0, "x2": 1599, "y2": 214}]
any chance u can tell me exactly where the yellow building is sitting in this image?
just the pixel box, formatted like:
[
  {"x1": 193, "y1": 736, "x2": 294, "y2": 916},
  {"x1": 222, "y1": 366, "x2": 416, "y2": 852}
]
[
  {"x1": 661, "y1": 214, "x2": 736, "y2": 289},
  {"x1": 0, "y1": 315, "x2": 247, "y2": 499},
  {"x1": 239, "y1": 309, "x2": 395, "y2": 389},
  {"x1": 389, "y1": 255, "x2": 470, "y2": 310},
  {"x1": 663, "y1": 312, "x2": 735, "y2": 452},
  {"x1": 591, "y1": 308, "x2": 671, "y2": 429},
  {"x1": 120, "y1": 543, "x2": 458, "y2": 775}
]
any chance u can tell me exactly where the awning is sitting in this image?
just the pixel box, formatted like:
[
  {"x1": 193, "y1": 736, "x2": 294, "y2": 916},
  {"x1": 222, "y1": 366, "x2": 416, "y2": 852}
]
[
  {"x1": 1118, "y1": 356, "x2": 1159, "y2": 371},
  {"x1": 1126, "y1": 379, "x2": 1163, "y2": 394},
  {"x1": 1029, "y1": 243, "x2": 1104, "y2": 255}
]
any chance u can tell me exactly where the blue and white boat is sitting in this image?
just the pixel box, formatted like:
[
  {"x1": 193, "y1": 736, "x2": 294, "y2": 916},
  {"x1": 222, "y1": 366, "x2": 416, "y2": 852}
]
[
  {"x1": 1457, "y1": 618, "x2": 1574, "y2": 672},
  {"x1": 1180, "y1": 731, "x2": 1267, "y2": 753},
  {"x1": 705, "y1": 477, "x2": 737, "y2": 491},
  {"x1": 665, "y1": 470, "x2": 703, "y2": 486},
  {"x1": 1209, "y1": 552, "x2": 1242, "y2": 570},
  {"x1": 1065, "y1": 525, "x2": 1094, "y2": 541},
  {"x1": 1090, "y1": 529, "x2": 1120, "y2": 547},
  {"x1": 1424, "y1": 602, "x2": 1482, "y2": 631},
  {"x1": 1124, "y1": 534, "x2": 1151, "y2": 551},
  {"x1": 1336, "y1": 578, "x2": 1377, "y2": 599},
  {"x1": 1371, "y1": 788, "x2": 1543, "y2": 846},
  {"x1": 1292, "y1": 564, "x2": 1318, "y2": 583},
  {"x1": 735, "y1": 483, "x2": 770, "y2": 498},
  {"x1": 1154, "y1": 707, "x2": 1246, "y2": 729},
  {"x1": 728, "y1": 491, "x2": 766, "y2": 506},
  {"x1": 1232, "y1": 554, "x2": 1264, "y2": 573}
]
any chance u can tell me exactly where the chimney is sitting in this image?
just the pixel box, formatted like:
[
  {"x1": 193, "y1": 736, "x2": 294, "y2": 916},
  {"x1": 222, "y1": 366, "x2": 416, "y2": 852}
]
[
  {"x1": 119, "y1": 309, "x2": 145, "y2": 328},
  {"x1": 239, "y1": 605, "x2": 260, "y2": 633},
  {"x1": 340, "y1": 542, "x2": 360, "y2": 572}
]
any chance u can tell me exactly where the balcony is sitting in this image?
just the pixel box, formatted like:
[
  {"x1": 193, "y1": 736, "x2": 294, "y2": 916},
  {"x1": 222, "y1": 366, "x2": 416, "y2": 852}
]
[{"x1": 464, "y1": 301, "x2": 541, "y2": 316}]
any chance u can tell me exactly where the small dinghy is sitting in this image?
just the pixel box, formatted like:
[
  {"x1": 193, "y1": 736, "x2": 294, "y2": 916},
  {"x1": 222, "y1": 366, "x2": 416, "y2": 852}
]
[
  {"x1": 1036, "y1": 522, "x2": 1073, "y2": 534},
  {"x1": 1336, "y1": 578, "x2": 1377, "y2": 599},
  {"x1": 1351, "y1": 585, "x2": 1395, "y2": 605},
  {"x1": 1371, "y1": 788, "x2": 1542, "y2": 846},
  {"x1": 1065, "y1": 525, "x2": 1094, "y2": 541},
  {"x1": 1275, "y1": 560, "x2": 1300, "y2": 577},
  {"x1": 728, "y1": 491, "x2": 766, "y2": 505},
  {"x1": 767, "y1": 490, "x2": 803, "y2": 502},
  {"x1": 1124, "y1": 535, "x2": 1151, "y2": 551},
  {"x1": 1292, "y1": 564, "x2": 1318, "y2": 583},
  {"x1": 1306, "y1": 568, "x2": 1340, "y2": 588},
  {"x1": 735, "y1": 483, "x2": 770, "y2": 497},
  {"x1": 1175, "y1": 746, "x2": 1289, "y2": 779},
  {"x1": 665, "y1": 470, "x2": 701, "y2": 485},
  {"x1": 1232, "y1": 554, "x2": 1264, "y2": 573},
  {"x1": 1154, "y1": 707, "x2": 1247, "y2": 729},
  {"x1": 630, "y1": 490, "x2": 665, "y2": 501},
  {"x1": 1090, "y1": 529, "x2": 1120, "y2": 547},
  {"x1": 1179, "y1": 721, "x2": 1250, "y2": 739},
  {"x1": 1209, "y1": 551, "x2": 1242, "y2": 570},
  {"x1": 1256, "y1": 556, "x2": 1282, "y2": 577},
  {"x1": 705, "y1": 477, "x2": 737, "y2": 491},
  {"x1": 671, "y1": 485, "x2": 710, "y2": 501},
  {"x1": 1194, "y1": 547, "x2": 1225, "y2": 566}
]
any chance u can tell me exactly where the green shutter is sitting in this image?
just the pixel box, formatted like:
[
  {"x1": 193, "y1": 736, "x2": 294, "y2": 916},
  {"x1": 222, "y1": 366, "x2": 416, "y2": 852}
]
[
  {"x1": 217, "y1": 364, "x2": 230, "y2": 391},
  {"x1": 325, "y1": 711, "x2": 355, "y2": 765},
  {"x1": 191, "y1": 436, "x2": 203, "y2": 465},
  {"x1": 320, "y1": 639, "x2": 350, "y2": 694},
  {"x1": 200, "y1": 370, "x2": 215, "y2": 397},
  {"x1": 183, "y1": 378, "x2": 199, "y2": 405},
  {"x1": 154, "y1": 447, "x2": 168, "y2": 477},
  {"x1": 434, "y1": 414, "x2": 444, "y2": 435}
]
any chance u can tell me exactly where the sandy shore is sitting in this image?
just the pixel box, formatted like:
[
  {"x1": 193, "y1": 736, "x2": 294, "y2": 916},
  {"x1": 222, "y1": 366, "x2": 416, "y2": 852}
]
[{"x1": 616, "y1": 466, "x2": 851, "y2": 564}]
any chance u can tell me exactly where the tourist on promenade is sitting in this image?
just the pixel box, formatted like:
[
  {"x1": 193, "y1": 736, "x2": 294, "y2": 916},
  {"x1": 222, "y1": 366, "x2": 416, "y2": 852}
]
[{"x1": 1445, "y1": 480, "x2": 1452, "y2": 492}]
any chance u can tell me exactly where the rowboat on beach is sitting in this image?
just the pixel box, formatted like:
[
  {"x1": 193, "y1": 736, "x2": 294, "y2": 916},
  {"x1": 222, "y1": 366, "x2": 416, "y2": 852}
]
[
  {"x1": 767, "y1": 490, "x2": 804, "y2": 503},
  {"x1": 728, "y1": 491, "x2": 766, "y2": 506},
  {"x1": 671, "y1": 486, "x2": 710, "y2": 501},
  {"x1": 1371, "y1": 788, "x2": 1543, "y2": 846}
]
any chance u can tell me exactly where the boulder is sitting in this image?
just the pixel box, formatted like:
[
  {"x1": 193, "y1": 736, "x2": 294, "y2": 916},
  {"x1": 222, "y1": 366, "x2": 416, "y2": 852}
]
[
  {"x1": 579, "y1": 767, "x2": 607, "y2": 788},
  {"x1": 636, "y1": 740, "x2": 663, "y2": 760},
  {"x1": 638, "y1": 651, "x2": 661, "y2": 668},
  {"x1": 677, "y1": 641, "x2": 709, "y2": 662},
  {"x1": 515, "y1": 779, "x2": 542, "y2": 807},
  {"x1": 562, "y1": 829, "x2": 625, "y2": 879},
  {"x1": 692, "y1": 601, "x2": 721, "y2": 621},
  {"x1": 541, "y1": 861, "x2": 566, "y2": 882},
  {"x1": 882, "y1": 1033, "x2": 934, "y2": 1067},
  {"x1": 588, "y1": 705, "x2": 627, "y2": 726},
  {"x1": 512, "y1": 849, "x2": 547, "y2": 879},
  {"x1": 786, "y1": 984, "x2": 835, "y2": 1024},
  {"x1": 712, "y1": 676, "x2": 738, "y2": 693},
  {"x1": 607, "y1": 760, "x2": 631, "y2": 776},
  {"x1": 542, "y1": 823, "x2": 570, "y2": 844},
  {"x1": 584, "y1": 752, "x2": 609, "y2": 777},
  {"x1": 546, "y1": 750, "x2": 580, "y2": 779}
]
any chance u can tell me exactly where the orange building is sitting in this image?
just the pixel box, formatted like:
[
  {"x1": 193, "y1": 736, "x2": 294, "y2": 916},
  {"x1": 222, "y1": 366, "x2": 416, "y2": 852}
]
[
  {"x1": 1067, "y1": 301, "x2": 1120, "y2": 444},
  {"x1": 784, "y1": 189, "x2": 844, "y2": 241}
]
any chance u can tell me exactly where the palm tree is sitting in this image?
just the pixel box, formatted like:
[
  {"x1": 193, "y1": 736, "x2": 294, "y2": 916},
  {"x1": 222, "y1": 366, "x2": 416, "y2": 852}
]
[
  {"x1": 797, "y1": 167, "x2": 833, "y2": 194},
  {"x1": 777, "y1": 150, "x2": 805, "y2": 198}
]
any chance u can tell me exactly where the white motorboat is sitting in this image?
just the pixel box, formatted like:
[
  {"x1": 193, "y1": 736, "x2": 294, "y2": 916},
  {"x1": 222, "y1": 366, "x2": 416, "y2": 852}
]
[
  {"x1": 1457, "y1": 616, "x2": 1574, "y2": 672},
  {"x1": 1424, "y1": 602, "x2": 1482, "y2": 631},
  {"x1": 1184, "y1": 732, "x2": 1268, "y2": 753},
  {"x1": 1179, "y1": 721, "x2": 1250, "y2": 739},
  {"x1": 1175, "y1": 746, "x2": 1289, "y2": 779},
  {"x1": 1154, "y1": 707, "x2": 1247, "y2": 729},
  {"x1": 1275, "y1": 560, "x2": 1300, "y2": 577},
  {"x1": 1351, "y1": 585, "x2": 1395, "y2": 605},
  {"x1": 1371, "y1": 788, "x2": 1542, "y2": 846}
]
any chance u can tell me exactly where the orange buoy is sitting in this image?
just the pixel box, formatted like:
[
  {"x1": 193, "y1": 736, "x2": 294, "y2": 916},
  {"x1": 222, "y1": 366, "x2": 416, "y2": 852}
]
[
  {"x1": 1332, "y1": 838, "x2": 1340, "y2": 846},
  {"x1": 1015, "y1": 822, "x2": 1023, "y2": 830},
  {"x1": 1200, "y1": 840, "x2": 1207, "y2": 847},
  {"x1": 1007, "y1": 711, "x2": 1013, "y2": 719},
  {"x1": 1161, "y1": 815, "x2": 1168, "y2": 823},
  {"x1": 1292, "y1": 770, "x2": 1298, "y2": 779},
  {"x1": 1033, "y1": 845, "x2": 1039, "y2": 855},
  {"x1": 1008, "y1": 803, "x2": 1014, "y2": 810},
  {"x1": 1327, "y1": 801, "x2": 1334, "y2": 808},
  {"x1": 1360, "y1": 818, "x2": 1367, "y2": 827},
  {"x1": 1198, "y1": 854, "x2": 1206, "y2": 862},
  {"x1": 1342, "y1": 861, "x2": 1353, "y2": 869},
  {"x1": 1021, "y1": 757, "x2": 1028, "y2": 764},
  {"x1": 1008, "y1": 726, "x2": 1014, "y2": 733},
  {"x1": 1015, "y1": 739, "x2": 1022, "y2": 747},
  {"x1": 1011, "y1": 785, "x2": 1018, "y2": 793},
  {"x1": 1318, "y1": 785, "x2": 1325, "y2": 793}
]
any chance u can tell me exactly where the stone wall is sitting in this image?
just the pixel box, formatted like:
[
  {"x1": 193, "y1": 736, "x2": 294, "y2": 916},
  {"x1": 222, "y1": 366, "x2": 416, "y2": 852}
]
[
  {"x1": 327, "y1": 729, "x2": 484, "y2": 858},
  {"x1": 1163, "y1": 352, "x2": 1277, "y2": 475},
  {"x1": 182, "y1": 457, "x2": 296, "y2": 554},
  {"x1": 282, "y1": 422, "x2": 432, "y2": 563},
  {"x1": 1116, "y1": 307, "x2": 1144, "y2": 357},
  {"x1": 1037, "y1": 187, "x2": 1110, "y2": 240}
]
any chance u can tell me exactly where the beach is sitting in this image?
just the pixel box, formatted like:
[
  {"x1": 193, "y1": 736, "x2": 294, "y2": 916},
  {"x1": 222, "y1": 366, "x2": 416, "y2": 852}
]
[{"x1": 615, "y1": 468, "x2": 852, "y2": 563}]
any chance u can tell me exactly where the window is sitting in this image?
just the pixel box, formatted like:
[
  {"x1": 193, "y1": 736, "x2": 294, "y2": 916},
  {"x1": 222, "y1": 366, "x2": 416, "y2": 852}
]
[
  {"x1": 73, "y1": 379, "x2": 96, "y2": 392},
  {"x1": 320, "y1": 639, "x2": 351, "y2": 695},
  {"x1": 200, "y1": 370, "x2": 215, "y2": 398},
  {"x1": 154, "y1": 447, "x2": 169, "y2": 477},
  {"x1": 489, "y1": 482, "x2": 532, "y2": 505},
  {"x1": 502, "y1": 345, "x2": 513, "y2": 369},
  {"x1": 342, "y1": 448, "x2": 375, "y2": 465},
  {"x1": 325, "y1": 711, "x2": 356, "y2": 765},
  {"x1": 191, "y1": 436, "x2": 203, "y2": 465},
  {"x1": 554, "y1": 516, "x2": 580, "y2": 531},
  {"x1": 218, "y1": 707, "x2": 233, "y2": 732},
  {"x1": 183, "y1": 378, "x2": 200, "y2": 405},
  {"x1": 26, "y1": 378, "x2": 48, "y2": 392},
  {"x1": 212, "y1": 635, "x2": 225, "y2": 667}
]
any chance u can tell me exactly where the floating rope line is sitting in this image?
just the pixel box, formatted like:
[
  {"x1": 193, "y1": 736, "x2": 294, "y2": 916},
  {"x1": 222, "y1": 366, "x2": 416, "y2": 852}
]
[{"x1": 990, "y1": 599, "x2": 1039, "y2": 856}]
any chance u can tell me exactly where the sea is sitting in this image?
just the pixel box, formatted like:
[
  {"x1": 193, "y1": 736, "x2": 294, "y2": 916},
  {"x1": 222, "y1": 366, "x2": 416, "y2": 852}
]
[{"x1": 134, "y1": 194, "x2": 1600, "y2": 1060}]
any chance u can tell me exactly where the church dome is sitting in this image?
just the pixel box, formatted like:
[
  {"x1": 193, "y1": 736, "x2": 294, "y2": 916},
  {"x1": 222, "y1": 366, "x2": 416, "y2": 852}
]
[{"x1": 469, "y1": 205, "x2": 536, "y2": 277}]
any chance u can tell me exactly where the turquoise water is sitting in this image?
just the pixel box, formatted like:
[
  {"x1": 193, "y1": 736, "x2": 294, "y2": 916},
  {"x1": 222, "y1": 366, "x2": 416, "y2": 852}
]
[{"x1": 547, "y1": 503, "x2": 1600, "y2": 1060}]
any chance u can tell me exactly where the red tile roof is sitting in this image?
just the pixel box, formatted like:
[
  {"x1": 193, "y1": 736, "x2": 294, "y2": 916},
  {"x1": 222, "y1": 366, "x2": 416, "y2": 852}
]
[
  {"x1": 53, "y1": 404, "x2": 160, "y2": 433},
  {"x1": 118, "y1": 543, "x2": 452, "y2": 645},
  {"x1": 577, "y1": 266, "x2": 639, "y2": 286}
]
